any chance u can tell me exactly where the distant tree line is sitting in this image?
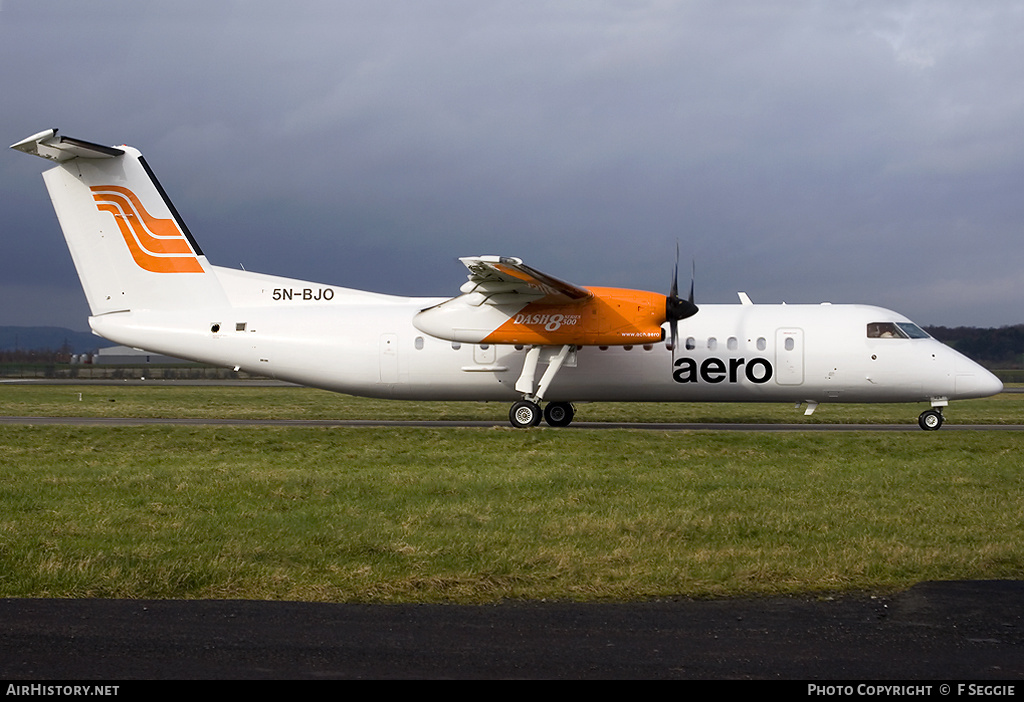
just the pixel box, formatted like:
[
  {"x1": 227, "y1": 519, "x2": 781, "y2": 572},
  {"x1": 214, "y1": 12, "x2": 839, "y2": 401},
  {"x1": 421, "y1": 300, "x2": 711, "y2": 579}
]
[
  {"x1": 0, "y1": 347, "x2": 73, "y2": 364},
  {"x1": 924, "y1": 324, "x2": 1024, "y2": 368}
]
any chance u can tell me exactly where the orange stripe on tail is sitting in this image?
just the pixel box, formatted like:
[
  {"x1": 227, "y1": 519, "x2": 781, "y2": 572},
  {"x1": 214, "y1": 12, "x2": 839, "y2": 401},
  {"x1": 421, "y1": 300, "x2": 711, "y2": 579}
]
[{"x1": 91, "y1": 185, "x2": 203, "y2": 273}]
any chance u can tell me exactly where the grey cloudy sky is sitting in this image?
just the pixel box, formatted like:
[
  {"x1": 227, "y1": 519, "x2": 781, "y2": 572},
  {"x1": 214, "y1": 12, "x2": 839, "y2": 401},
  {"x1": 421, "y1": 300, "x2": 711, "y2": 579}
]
[{"x1": 2, "y1": 1, "x2": 1022, "y2": 330}]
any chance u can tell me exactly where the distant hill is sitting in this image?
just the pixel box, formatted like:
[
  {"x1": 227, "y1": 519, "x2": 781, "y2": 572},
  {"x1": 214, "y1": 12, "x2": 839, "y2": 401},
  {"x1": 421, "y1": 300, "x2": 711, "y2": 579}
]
[{"x1": 0, "y1": 326, "x2": 99, "y2": 354}]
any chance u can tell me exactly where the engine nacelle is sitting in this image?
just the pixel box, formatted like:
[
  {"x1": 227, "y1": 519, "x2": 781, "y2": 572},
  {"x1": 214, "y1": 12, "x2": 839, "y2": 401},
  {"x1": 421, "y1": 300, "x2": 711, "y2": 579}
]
[{"x1": 414, "y1": 286, "x2": 669, "y2": 346}]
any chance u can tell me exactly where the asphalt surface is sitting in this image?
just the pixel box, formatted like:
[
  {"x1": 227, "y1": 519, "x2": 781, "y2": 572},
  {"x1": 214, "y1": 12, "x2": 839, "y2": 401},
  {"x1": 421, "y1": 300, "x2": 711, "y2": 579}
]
[
  {"x1": 1, "y1": 581, "x2": 1022, "y2": 679},
  {"x1": 2, "y1": 415, "x2": 1024, "y2": 431}
]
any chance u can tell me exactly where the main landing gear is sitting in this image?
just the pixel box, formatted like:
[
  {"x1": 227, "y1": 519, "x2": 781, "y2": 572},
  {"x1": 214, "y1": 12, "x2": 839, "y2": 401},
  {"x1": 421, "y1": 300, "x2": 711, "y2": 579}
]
[
  {"x1": 508, "y1": 345, "x2": 577, "y2": 428},
  {"x1": 509, "y1": 400, "x2": 576, "y2": 428}
]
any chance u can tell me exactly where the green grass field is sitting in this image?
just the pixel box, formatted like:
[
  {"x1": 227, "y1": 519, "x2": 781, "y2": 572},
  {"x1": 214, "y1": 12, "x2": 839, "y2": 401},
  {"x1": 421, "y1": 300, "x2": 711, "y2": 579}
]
[
  {"x1": 0, "y1": 382, "x2": 1022, "y2": 423},
  {"x1": 1, "y1": 384, "x2": 1022, "y2": 602}
]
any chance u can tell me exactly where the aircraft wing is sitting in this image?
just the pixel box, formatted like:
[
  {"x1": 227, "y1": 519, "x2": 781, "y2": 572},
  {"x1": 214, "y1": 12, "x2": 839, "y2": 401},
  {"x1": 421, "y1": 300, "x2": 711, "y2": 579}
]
[{"x1": 456, "y1": 256, "x2": 593, "y2": 306}]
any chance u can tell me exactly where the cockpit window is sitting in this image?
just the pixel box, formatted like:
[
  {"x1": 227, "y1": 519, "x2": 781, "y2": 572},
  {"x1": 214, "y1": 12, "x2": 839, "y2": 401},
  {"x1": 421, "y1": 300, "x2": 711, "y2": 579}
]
[
  {"x1": 867, "y1": 322, "x2": 930, "y2": 339},
  {"x1": 867, "y1": 322, "x2": 902, "y2": 338},
  {"x1": 896, "y1": 322, "x2": 930, "y2": 339}
]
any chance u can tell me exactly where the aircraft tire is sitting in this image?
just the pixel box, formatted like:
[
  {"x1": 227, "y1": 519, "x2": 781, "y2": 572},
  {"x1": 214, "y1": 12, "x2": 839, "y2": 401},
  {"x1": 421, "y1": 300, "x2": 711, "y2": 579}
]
[
  {"x1": 918, "y1": 409, "x2": 944, "y2": 431},
  {"x1": 544, "y1": 402, "x2": 575, "y2": 427},
  {"x1": 509, "y1": 400, "x2": 542, "y2": 428}
]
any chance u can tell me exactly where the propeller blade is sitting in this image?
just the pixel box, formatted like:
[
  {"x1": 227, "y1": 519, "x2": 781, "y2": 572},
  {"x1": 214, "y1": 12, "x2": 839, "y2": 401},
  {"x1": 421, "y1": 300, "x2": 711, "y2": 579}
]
[
  {"x1": 663, "y1": 247, "x2": 696, "y2": 366},
  {"x1": 688, "y1": 260, "x2": 695, "y2": 305},
  {"x1": 670, "y1": 242, "x2": 680, "y2": 301},
  {"x1": 665, "y1": 246, "x2": 697, "y2": 361}
]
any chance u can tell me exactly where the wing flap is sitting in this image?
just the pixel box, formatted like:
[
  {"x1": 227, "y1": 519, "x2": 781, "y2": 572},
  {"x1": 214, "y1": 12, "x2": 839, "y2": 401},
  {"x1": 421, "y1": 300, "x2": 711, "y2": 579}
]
[
  {"x1": 414, "y1": 256, "x2": 593, "y2": 342},
  {"x1": 458, "y1": 256, "x2": 592, "y2": 305}
]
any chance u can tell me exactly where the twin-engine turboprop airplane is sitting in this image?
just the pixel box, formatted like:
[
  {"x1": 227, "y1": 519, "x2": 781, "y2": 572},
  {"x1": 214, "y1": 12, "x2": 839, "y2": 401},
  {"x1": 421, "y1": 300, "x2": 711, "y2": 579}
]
[{"x1": 12, "y1": 129, "x2": 1003, "y2": 429}]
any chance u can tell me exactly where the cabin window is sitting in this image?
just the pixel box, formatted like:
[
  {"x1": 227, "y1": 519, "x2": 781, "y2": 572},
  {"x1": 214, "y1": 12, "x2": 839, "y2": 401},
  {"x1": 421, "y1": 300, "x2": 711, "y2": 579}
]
[
  {"x1": 685, "y1": 337, "x2": 696, "y2": 350},
  {"x1": 415, "y1": 336, "x2": 424, "y2": 350},
  {"x1": 727, "y1": 337, "x2": 738, "y2": 351},
  {"x1": 707, "y1": 337, "x2": 717, "y2": 350},
  {"x1": 785, "y1": 337, "x2": 795, "y2": 351},
  {"x1": 451, "y1": 342, "x2": 461, "y2": 350},
  {"x1": 756, "y1": 337, "x2": 766, "y2": 351}
]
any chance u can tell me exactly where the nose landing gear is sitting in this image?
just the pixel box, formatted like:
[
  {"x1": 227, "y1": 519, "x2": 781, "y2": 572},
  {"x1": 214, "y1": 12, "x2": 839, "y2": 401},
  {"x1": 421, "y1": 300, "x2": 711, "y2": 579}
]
[{"x1": 918, "y1": 408, "x2": 944, "y2": 431}]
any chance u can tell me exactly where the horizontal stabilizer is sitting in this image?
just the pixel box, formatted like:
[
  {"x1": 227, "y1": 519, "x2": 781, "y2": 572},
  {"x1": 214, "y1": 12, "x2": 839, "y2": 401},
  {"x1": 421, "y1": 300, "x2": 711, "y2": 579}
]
[{"x1": 10, "y1": 129, "x2": 124, "y2": 162}]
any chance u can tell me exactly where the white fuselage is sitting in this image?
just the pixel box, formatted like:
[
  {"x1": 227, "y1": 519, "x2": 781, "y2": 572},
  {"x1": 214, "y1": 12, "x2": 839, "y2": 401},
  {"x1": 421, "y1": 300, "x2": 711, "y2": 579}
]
[{"x1": 87, "y1": 266, "x2": 1002, "y2": 407}]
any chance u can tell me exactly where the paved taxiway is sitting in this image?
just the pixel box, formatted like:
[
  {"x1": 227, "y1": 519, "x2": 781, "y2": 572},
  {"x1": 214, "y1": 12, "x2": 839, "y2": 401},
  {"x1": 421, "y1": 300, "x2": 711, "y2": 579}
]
[
  {"x1": 2, "y1": 415, "x2": 1023, "y2": 431},
  {"x1": 2, "y1": 581, "x2": 1022, "y2": 679}
]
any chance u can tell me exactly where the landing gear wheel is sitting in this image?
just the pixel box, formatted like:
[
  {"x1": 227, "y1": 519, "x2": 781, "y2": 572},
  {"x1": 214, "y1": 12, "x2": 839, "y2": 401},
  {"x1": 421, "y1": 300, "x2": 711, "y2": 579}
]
[
  {"x1": 509, "y1": 400, "x2": 543, "y2": 428},
  {"x1": 544, "y1": 402, "x2": 575, "y2": 427},
  {"x1": 918, "y1": 409, "x2": 944, "y2": 431}
]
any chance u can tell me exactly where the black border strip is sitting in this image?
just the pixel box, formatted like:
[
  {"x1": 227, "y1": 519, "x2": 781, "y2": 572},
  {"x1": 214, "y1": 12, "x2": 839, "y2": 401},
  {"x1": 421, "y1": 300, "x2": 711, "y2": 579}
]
[
  {"x1": 138, "y1": 155, "x2": 204, "y2": 256},
  {"x1": 58, "y1": 135, "x2": 125, "y2": 158}
]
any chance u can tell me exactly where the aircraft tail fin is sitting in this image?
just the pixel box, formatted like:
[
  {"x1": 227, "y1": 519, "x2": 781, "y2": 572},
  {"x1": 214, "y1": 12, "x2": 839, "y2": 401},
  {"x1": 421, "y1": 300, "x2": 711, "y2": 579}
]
[{"x1": 11, "y1": 129, "x2": 228, "y2": 316}]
